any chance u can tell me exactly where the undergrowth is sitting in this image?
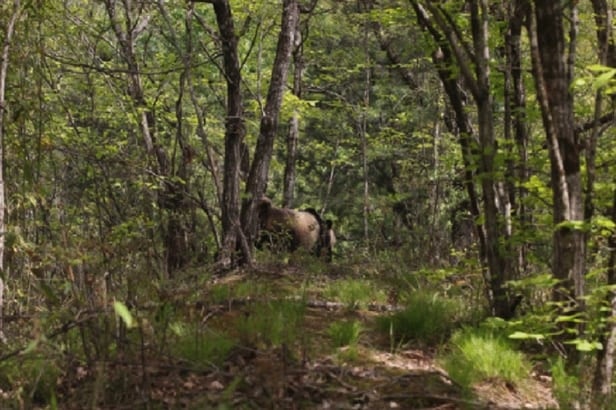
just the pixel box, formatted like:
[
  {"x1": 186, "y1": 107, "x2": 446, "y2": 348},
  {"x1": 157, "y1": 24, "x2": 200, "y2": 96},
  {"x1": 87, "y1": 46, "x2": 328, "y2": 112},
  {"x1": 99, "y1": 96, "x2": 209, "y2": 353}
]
[
  {"x1": 376, "y1": 291, "x2": 463, "y2": 346},
  {"x1": 439, "y1": 327, "x2": 532, "y2": 391}
]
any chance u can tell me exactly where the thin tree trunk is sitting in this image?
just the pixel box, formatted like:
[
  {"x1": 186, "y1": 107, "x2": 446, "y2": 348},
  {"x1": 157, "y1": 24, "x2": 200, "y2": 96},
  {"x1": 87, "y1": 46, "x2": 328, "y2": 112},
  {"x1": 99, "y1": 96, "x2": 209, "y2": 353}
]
[
  {"x1": 240, "y1": 0, "x2": 299, "y2": 261},
  {"x1": 105, "y1": 0, "x2": 201, "y2": 276},
  {"x1": 411, "y1": 2, "x2": 487, "y2": 302},
  {"x1": 590, "y1": 0, "x2": 616, "y2": 401},
  {"x1": 505, "y1": 0, "x2": 530, "y2": 278},
  {"x1": 361, "y1": 10, "x2": 371, "y2": 242},
  {"x1": 592, "y1": 186, "x2": 616, "y2": 405},
  {"x1": 413, "y1": 0, "x2": 516, "y2": 318},
  {"x1": 0, "y1": 0, "x2": 20, "y2": 343},
  {"x1": 195, "y1": 0, "x2": 247, "y2": 268},
  {"x1": 282, "y1": 19, "x2": 303, "y2": 208}
]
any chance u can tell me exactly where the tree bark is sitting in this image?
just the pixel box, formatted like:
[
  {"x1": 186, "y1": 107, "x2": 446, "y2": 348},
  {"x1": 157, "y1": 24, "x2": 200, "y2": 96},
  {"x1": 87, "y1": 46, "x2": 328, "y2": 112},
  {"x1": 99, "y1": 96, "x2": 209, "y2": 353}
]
[
  {"x1": 240, "y1": 0, "x2": 299, "y2": 260},
  {"x1": 0, "y1": 0, "x2": 20, "y2": 343},
  {"x1": 504, "y1": 0, "x2": 530, "y2": 278},
  {"x1": 412, "y1": 0, "x2": 517, "y2": 318},
  {"x1": 530, "y1": 1, "x2": 585, "y2": 359},
  {"x1": 282, "y1": 18, "x2": 303, "y2": 208},
  {"x1": 589, "y1": 0, "x2": 616, "y2": 401},
  {"x1": 197, "y1": 0, "x2": 247, "y2": 268}
]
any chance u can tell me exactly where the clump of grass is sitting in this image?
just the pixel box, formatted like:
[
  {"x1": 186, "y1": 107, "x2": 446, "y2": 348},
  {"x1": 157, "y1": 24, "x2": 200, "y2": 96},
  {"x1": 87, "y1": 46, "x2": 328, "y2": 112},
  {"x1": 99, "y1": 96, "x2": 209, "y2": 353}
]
[
  {"x1": 550, "y1": 357, "x2": 581, "y2": 410},
  {"x1": 377, "y1": 291, "x2": 460, "y2": 346},
  {"x1": 237, "y1": 300, "x2": 306, "y2": 348},
  {"x1": 171, "y1": 323, "x2": 236, "y2": 368},
  {"x1": 328, "y1": 320, "x2": 362, "y2": 348},
  {"x1": 440, "y1": 327, "x2": 531, "y2": 390},
  {"x1": 324, "y1": 279, "x2": 387, "y2": 309}
]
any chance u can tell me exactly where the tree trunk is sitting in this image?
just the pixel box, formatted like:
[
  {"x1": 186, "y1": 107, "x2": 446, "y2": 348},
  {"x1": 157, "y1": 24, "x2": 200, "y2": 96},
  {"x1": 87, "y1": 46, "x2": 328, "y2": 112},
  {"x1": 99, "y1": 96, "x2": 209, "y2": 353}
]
[
  {"x1": 413, "y1": 0, "x2": 517, "y2": 318},
  {"x1": 105, "y1": 0, "x2": 198, "y2": 276},
  {"x1": 531, "y1": 1, "x2": 585, "y2": 359},
  {"x1": 0, "y1": 0, "x2": 20, "y2": 343},
  {"x1": 412, "y1": 1, "x2": 486, "y2": 303},
  {"x1": 283, "y1": 18, "x2": 303, "y2": 208},
  {"x1": 589, "y1": 0, "x2": 616, "y2": 401},
  {"x1": 199, "y1": 0, "x2": 247, "y2": 268},
  {"x1": 504, "y1": 0, "x2": 530, "y2": 278},
  {"x1": 240, "y1": 0, "x2": 299, "y2": 260}
]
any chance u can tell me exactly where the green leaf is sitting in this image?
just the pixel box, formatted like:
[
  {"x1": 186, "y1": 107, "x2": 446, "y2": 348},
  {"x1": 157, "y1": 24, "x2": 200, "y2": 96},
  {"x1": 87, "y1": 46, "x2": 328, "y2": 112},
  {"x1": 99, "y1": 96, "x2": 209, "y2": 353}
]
[
  {"x1": 23, "y1": 338, "x2": 40, "y2": 354},
  {"x1": 113, "y1": 301, "x2": 135, "y2": 328},
  {"x1": 508, "y1": 331, "x2": 545, "y2": 341},
  {"x1": 567, "y1": 339, "x2": 603, "y2": 352},
  {"x1": 594, "y1": 69, "x2": 616, "y2": 90}
]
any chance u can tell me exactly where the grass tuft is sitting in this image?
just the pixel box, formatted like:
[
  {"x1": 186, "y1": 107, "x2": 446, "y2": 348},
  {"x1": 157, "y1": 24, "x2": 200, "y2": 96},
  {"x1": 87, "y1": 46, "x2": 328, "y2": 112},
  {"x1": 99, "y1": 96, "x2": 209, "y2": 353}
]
[
  {"x1": 172, "y1": 323, "x2": 236, "y2": 368},
  {"x1": 440, "y1": 327, "x2": 531, "y2": 390},
  {"x1": 324, "y1": 279, "x2": 387, "y2": 309},
  {"x1": 328, "y1": 319, "x2": 362, "y2": 347},
  {"x1": 238, "y1": 300, "x2": 306, "y2": 348},
  {"x1": 376, "y1": 291, "x2": 460, "y2": 345}
]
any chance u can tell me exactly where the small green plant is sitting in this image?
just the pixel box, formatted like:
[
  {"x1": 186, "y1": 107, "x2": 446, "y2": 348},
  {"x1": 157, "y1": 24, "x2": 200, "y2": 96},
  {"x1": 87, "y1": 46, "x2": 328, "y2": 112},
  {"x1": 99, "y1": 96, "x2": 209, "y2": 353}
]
[
  {"x1": 237, "y1": 300, "x2": 306, "y2": 348},
  {"x1": 550, "y1": 357, "x2": 581, "y2": 410},
  {"x1": 0, "y1": 354, "x2": 60, "y2": 408},
  {"x1": 209, "y1": 283, "x2": 233, "y2": 304},
  {"x1": 324, "y1": 279, "x2": 387, "y2": 309},
  {"x1": 440, "y1": 327, "x2": 531, "y2": 391},
  {"x1": 377, "y1": 291, "x2": 460, "y2": 345},
  {"x1": 172, "y1": 323, "x2": 236, "y2": 368},
  {"x1": 328, "y1": 320, "x2": 362, "y2": 347}
]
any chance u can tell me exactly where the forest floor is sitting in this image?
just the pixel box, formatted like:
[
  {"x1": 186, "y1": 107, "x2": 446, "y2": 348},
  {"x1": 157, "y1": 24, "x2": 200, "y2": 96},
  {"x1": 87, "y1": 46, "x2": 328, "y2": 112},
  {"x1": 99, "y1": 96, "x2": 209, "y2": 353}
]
[{"x1": 7, "y1": 258, "x2": 559, "y2": 409}]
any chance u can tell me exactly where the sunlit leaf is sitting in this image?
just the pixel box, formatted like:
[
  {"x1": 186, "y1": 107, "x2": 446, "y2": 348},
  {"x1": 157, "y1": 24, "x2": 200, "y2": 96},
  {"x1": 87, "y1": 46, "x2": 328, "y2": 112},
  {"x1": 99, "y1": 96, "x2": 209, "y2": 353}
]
[{"x1": 113, "y1": 301, "x2": 135, "y2": 328}]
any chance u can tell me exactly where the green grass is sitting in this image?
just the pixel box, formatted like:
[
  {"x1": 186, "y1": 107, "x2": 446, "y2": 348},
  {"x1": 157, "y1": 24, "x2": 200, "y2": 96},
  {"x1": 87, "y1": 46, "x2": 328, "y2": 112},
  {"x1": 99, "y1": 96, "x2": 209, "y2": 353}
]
[
  {"x1": 376, "y1": 291, "x2": 461, "y2": 345},
  {"x1": 328, "y1": 320, "x2": 362, "y2": 347},
  {"x1": 440, "y1": 327, "x2": 531, "y2": 390},
  {"x1": 171, "y1": 323, "x2": 236, "y2": 368},
  {"x1": 549, "y1": 357, "x2": 581, "y2": 410},
  {"x1": 324, "y1": 278, "x2": 387, "y2": 309},
  {"x1": 237, "y1": 300, "x2": 306, "y2": 348}
]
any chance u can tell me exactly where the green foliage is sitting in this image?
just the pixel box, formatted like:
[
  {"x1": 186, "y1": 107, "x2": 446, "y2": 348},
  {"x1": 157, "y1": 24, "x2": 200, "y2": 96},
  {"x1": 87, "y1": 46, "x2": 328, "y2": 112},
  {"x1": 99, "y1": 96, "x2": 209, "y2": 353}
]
[
  {"x1": 550, "y1": 357, "x2": 581, "y2": 410},
  {"x1": 328, "y1": 320, "x2": 362, "y2": 348},
  {"x1": 440, "y1": 327, "x2": 532, "y2": 391},
  {"x1": 324, "y1": 278, "x2": 387, "y2": 309},
  {"x1": 171, "y1": 324, "x2": 236, "y2": 369},
  {"x1": 0, "y1": 354, "x2": 60, "y2": 408},
  {"x1": 113, "y1": 301, "x2": 135, "y2": 328},
  {"x1": 377, "y1": 291, "x2": 462, "y2": 346},
  {"x1": 238, "y1": 300, "x2": 306, "y2": 348}
]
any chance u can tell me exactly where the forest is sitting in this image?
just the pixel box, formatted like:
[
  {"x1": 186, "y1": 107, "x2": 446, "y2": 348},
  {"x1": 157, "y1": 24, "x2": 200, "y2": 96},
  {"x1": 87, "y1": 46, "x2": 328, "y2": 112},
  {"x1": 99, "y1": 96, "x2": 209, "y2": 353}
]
[{"x1": 1, "y1": 0, "x2": 615, "y2": 408}]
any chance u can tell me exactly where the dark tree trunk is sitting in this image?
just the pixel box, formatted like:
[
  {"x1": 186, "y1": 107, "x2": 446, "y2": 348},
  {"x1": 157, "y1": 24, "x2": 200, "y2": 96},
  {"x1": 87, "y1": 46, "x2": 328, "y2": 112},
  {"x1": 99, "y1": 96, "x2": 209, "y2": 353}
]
[
  {"x1": 201, "y1": 0, "x2": 248, "y2": 268},
  {"x1": 240, "y1": 0, "x2": 300, "y2": 259},
  {"x1": 504, "y1": 0, "x2": 530, "y2": 278},
  {"x1": 530, "y1": 1, "x2": 585, "y2": 359}
]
